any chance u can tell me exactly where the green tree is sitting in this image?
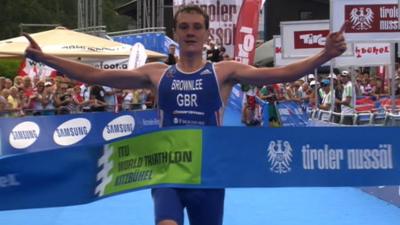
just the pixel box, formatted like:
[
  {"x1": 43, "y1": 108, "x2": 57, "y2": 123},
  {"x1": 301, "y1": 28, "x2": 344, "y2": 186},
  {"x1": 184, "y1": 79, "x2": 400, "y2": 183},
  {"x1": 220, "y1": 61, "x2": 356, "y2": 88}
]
[
  {"x1": 0, "y1": 60, "x2": 20, "y2": 79},
  {"x1": 0, "y1": 0, "x2": 132, "y2": 78},
  {"x1": 0, "y1": 0, "x2": 130, "y2": 39}
]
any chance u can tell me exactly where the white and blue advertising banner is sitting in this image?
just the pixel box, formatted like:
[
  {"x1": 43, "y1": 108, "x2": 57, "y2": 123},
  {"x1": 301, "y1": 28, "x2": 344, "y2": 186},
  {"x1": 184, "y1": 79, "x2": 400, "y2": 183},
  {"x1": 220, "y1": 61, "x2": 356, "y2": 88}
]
[
  {"x1": 112, "y1": 33, "x2": 178, "y2": 56},
  {"x1": 0, "y1": 110, "x2": 159, "y2": 156},
  {"x1": 0, "y1": 126, "x2": 399, "y2": 211},
  {"x1": 276, "y1": 100, "x2": 309, "y2": 127},
  {"x1": 331, "y1": 0, "x2": 400, "y2": 42},
  {"x1": 258, "y1": 97, "x2": 269, "y2": 127},
  {"x1": 227, "y1": 84, "x2": 244, "y2": 112}
]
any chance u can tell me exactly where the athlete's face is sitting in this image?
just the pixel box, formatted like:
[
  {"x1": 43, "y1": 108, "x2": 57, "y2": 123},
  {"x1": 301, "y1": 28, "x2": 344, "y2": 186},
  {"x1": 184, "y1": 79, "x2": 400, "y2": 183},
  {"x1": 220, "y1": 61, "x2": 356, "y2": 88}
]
[{"x1": 175, "y1": 12, "x2": 209, "y2": 55}]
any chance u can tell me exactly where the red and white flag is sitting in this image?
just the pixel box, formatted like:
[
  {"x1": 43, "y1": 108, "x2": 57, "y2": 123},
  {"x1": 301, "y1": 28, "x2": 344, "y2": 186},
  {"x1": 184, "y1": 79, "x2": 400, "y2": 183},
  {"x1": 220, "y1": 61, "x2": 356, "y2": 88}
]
[
  {"x1": 233, "y1": 0, "x2": 262, "y2": 65},
  {"x1": 17, "y1": 58, "x2": 57, "y2": 79}
]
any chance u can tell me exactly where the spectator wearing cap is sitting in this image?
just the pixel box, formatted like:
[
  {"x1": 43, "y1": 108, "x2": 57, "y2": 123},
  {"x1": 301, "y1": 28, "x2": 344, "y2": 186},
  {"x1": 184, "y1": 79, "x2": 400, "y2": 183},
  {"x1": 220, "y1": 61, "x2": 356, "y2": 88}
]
[
  {"x1": 328, "y1": 73, "x2": 343, "y2": 114},
  {"x1": 42, "y1": 81, "x2": 56, "y2": 115},
  {"x1": 319, "y1": 79, "x2": 334, "y2": 111},
  {"x1": 307, "y1": 74, "x2": 315, "y2": 82},
  {"x1": 308, "y1": 80, "x2": 319, "y2": 108},
  {"x1": 338, "y1": 70, "x2": 355, "y2": 124}
]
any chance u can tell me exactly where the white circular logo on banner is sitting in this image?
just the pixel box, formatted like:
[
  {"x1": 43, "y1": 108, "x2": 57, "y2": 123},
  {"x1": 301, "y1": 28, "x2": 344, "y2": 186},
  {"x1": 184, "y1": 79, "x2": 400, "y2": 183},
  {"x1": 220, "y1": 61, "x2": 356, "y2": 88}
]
[
  {"x1": 53, "y1": 118, "x2": 91, "y2": 146},
  {"x1": 9, "y1": 121, "x2": 40, "y2": 149},
  {"x1": 102, "y1": 115, "x2": 135, "y2": 141}
]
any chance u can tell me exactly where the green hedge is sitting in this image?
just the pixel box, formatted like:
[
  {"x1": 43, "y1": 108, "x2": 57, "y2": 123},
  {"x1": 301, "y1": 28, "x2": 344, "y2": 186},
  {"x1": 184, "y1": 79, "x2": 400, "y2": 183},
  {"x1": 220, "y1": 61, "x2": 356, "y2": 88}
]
[{"x1": 0, "y1": 59, "x2": 20, "y2": 79}]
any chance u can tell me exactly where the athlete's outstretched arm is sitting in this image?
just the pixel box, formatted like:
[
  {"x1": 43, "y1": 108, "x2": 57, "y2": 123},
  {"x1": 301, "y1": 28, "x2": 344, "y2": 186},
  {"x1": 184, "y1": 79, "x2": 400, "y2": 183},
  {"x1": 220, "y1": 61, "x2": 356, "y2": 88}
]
[
  {"x1": 23, "y1": 33, "x2": 160, "y2": 89},
  {"x1": 226, "y1": 22, "x2": 347, "y2": 85}
]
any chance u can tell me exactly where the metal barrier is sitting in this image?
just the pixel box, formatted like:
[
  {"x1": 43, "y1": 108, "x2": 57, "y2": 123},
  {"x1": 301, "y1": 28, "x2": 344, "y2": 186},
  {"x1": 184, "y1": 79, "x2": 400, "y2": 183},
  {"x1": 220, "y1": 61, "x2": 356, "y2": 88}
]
[{"x1": 310, "y1": 109, "x2": 390, "y2": 126}]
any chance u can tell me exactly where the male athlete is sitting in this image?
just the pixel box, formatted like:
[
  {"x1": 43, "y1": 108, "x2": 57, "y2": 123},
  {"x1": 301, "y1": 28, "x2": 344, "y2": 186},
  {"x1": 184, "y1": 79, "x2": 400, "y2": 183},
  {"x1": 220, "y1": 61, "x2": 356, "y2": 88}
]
[{"x1": 24, "y1": 5, "x2": 347, "y2": 225}]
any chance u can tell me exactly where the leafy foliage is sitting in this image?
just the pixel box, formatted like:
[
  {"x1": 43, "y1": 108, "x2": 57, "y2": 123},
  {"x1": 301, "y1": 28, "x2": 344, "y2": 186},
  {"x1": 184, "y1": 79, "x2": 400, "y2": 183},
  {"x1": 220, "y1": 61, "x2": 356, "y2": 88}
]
[
  {"x1": 0, "y1": 60, "x2": 20, "y2": 79},
  {"x1": 0, "y1": 0, "x2": 131, "y2": 39},
  {"x1": 0, "y1": 0, "x2": 132, "y2": 78}
]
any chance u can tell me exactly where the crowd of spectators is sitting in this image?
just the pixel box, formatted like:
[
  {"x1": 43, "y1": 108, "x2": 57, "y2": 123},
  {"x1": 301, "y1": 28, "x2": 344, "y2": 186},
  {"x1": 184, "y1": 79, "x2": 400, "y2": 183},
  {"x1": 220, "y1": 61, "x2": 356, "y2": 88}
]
[
  {"x1": 1, "y1": 38, "x2": 233, "y2": 118},
  {"x1": 0, "y1": 74, "x2": 155, "y2": 117},
  {"x1": 243, "y1": 67, "x2": 399, "y2": 125},
  {"x1": 3, "y1": 34, "x2": 397, "y2": 127}
]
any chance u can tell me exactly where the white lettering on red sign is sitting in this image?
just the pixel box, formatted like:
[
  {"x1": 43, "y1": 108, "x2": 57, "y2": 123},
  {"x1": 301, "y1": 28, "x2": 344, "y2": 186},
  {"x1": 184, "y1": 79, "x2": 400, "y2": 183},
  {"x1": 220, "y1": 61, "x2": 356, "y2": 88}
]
[
  {"x1": 299, "y1": 34, "x2": 326, "y2": 46},
  {"x1": 237, "y1": 26, "x2": 255, "y2": 65}
]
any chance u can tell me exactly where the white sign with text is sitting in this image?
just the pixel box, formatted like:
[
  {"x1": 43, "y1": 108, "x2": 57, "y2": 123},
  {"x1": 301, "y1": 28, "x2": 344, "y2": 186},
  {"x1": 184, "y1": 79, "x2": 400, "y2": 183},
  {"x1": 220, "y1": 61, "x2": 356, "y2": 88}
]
[{"x1": 331, "y1": 0, "x2": 400, "y2": 42}]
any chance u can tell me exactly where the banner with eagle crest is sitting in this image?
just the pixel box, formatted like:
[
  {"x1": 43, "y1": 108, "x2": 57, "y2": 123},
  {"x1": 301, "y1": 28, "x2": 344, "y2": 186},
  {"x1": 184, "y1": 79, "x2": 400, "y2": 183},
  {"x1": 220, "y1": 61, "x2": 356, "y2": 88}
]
[
  {"x1": 1, "y1": 126, "x2": 400, "y2": 210},
  {"x1": 331, "y1": 0, "x2": 400, "y2": 41}
]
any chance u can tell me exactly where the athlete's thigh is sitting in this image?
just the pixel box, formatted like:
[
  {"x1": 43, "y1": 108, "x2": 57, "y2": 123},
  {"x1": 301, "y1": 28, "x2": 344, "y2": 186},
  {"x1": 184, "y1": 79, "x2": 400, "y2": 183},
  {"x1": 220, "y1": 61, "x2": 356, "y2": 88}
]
[
  {"x1": 182, "y1": 189, "x2": 225, "y2": 225},
  {"x1": 152, "y1": 188, "x2": 184, "y2": 225}
]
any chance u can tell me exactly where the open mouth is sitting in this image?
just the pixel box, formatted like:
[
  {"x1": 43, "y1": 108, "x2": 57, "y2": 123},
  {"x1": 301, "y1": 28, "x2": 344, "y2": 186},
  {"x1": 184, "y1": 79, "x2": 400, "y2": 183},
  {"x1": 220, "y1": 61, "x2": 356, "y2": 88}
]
[{"x1": 185, "y1": 40, "x2": 197, "y2": 44}]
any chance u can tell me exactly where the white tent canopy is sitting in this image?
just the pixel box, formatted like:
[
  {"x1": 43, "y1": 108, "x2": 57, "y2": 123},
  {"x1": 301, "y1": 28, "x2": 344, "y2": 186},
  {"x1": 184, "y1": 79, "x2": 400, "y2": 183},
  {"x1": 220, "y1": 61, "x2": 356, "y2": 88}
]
[
  {"x1": 254, "y1": 39, "x2": 274, "y2": 67},
  {"x1": 0, "y1": 27, "x2": 166, "y2": 61}
]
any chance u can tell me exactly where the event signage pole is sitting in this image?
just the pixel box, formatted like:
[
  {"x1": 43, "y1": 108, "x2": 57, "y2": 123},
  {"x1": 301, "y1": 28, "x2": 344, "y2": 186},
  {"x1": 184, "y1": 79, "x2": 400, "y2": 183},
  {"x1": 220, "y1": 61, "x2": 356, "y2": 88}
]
[
  {"x1": 390, "y1": 42, "x2": 396, "y2": 114},
  {"x1": 398, "y1": 0, "x2": 400, "y2": 31},
  {"x1": 314, "y1": 68, "x2": 319, "y2": 109},
  {"x1": 350, "y1": 66, "x2": 357, "y2": 114},
  {"x1": 396, "y1": 0, "x2": 400, "y2": 114},
  {"x1": 329, "y1": 64, "x2": 335, "y2": 112}
]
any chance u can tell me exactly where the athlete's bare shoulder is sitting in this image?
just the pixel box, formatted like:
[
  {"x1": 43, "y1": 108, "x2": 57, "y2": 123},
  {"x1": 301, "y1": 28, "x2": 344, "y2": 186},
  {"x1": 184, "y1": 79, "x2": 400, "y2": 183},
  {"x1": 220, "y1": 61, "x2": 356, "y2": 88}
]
[
  {"x1": 214, "y1": 60, "x2": 253, "y2": 82},
  {"x1": 136, "y1": 62, "x2": 169, "y2": 86},
  {"x1": 138, "y1": 62, "x2": 169, "y2": 73}
]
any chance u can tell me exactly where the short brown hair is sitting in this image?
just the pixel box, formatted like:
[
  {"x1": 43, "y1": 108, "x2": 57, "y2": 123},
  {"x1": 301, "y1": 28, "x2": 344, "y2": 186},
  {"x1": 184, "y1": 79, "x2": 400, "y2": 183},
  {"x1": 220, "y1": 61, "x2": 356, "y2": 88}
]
[{"x1": 173, "y1": 5, "x2": 209, "y2": 30}]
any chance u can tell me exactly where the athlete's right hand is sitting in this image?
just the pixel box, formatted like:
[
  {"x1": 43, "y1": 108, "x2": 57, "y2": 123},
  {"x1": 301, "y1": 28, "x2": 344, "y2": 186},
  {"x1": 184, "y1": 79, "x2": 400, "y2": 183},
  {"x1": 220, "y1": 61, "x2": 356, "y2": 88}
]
[{"x1": 23, "y1": 33, "x2": 43, "y2": 61}]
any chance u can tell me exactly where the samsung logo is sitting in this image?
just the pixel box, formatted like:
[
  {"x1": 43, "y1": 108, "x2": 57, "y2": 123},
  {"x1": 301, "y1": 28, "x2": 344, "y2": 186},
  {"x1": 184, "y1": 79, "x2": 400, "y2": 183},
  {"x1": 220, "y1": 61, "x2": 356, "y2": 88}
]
[
  {"x1": 105, "y1": 123, "x2": 133, "y2": 134},
  {"x1": 11, "y1": 130, "x2": 38, "y2": 140},
  {"x1": 103, "y1": 115, "x2": 135, "y2": 141},
  {"x1": 55, "y1": 126, "x2": 89, "y2": 137},
  {"x1": 53, "y1": 118, "x2": 91, "y2": 146},
  {"x1": 9, "y1": 121, "x2": 40, "y2": 149}
]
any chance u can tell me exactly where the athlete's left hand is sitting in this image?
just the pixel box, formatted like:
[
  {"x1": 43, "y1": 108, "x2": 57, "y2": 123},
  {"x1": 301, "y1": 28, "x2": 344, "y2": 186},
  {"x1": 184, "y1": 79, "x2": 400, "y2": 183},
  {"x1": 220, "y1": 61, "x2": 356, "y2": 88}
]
[{"x1": 324, "y1": 21, "x2": 348, "y2": 58}]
